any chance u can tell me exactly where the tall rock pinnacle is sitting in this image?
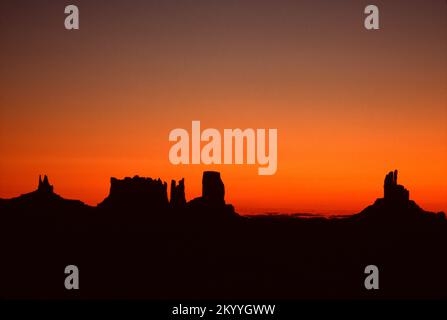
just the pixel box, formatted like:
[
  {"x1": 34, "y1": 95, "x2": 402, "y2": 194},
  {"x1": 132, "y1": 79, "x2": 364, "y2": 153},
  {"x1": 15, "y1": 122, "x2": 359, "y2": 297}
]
[
  {"x1": 202, "y1": 171, "x2": 225, "y2": 206},
  {"x1": 383, "y1": 169, "x2": 409, "y2": 203},
  {"x1": 37, "y1": 175, "x2": 53, "y2": 193},
  {"x1": 170, "y1": 178, "x2": 186, "y2": 208}
]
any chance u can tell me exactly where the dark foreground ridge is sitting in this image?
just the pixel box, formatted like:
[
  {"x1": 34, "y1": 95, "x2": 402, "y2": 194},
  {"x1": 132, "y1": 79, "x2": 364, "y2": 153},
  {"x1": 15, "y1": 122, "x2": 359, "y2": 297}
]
[{"x1": 0, "y1": 170, "x2": 446, "y2": 299}]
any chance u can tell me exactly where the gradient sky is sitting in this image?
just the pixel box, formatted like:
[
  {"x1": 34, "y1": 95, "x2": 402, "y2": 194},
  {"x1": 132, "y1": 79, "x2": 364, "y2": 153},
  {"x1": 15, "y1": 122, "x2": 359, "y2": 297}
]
[{"x1": 1, "y1": 0, "x2": 446, "y2": 214}]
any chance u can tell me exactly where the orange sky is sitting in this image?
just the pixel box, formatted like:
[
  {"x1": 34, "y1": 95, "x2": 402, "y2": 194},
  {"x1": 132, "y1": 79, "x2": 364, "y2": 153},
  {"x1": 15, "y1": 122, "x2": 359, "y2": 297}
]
[{"x1": 1, "y1": 0, "x2": 446, "y2": 214}]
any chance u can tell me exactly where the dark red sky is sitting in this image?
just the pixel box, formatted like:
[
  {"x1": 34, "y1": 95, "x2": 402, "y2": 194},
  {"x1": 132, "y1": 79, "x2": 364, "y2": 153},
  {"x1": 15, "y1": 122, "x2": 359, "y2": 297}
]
[{"x1": 1, "y1": 0, "x2": 446, "y2": 214}]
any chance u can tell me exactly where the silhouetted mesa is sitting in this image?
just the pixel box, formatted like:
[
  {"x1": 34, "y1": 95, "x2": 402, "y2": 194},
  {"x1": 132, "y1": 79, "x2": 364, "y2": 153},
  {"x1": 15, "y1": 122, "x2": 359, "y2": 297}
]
[
  {"x1": 170, "y1": 178, "x2": 186, "y2": 208},
  {"x1": 99, "y1": 176, "x2": 168, "y2": 209},
  {"x1": 94, "y1": 172, "x2": 237, "y2": 221},
  {"x1": 0, "y1": 170, "x2": 446, "y2": 300}
]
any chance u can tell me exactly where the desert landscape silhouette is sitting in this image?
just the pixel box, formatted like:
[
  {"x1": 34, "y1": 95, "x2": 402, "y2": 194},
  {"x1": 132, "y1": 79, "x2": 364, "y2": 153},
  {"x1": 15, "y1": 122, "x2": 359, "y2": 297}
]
[{"x1": 0, "y1": 170, "x2": 446, "y2": 299}]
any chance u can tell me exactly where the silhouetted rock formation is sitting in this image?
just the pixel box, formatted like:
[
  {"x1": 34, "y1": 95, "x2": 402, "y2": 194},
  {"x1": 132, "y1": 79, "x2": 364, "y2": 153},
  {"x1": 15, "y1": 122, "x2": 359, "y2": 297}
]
[
  {"x1": 187, "y1": 171, "x2": 236, "y2": 220},
  {"x1": 355, "y1": 170, "x2": 444, "y2": 223},
  {"x1": 94, "y1": 172, "x2": 237, "y2": 221},
  {"x1": 0, "y1": 175, "x2": 87, "y2": 213},
  {"x1": 202, "y1": 171, "x2": 225, "y2": 206},
  {"x1": 99, "y1": 176, "x2": 168, "y2": 209},
  {"x1": 384, "y1": 170, "x2": 409, "y2": 203},
  {"x1": 38, "y1": 175, "x2": 53, "y2": 193},
  {"x1": 170, "y1": 178, "x2": 186, "y2": 208},
  {"x1": 0, "y1": 170, "x2": 446, "y2": 300}
]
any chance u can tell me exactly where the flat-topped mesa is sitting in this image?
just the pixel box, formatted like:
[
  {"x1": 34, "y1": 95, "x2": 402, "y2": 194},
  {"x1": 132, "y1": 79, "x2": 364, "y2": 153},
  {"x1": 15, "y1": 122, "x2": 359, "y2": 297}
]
[
  {"x1": 99, "y1": 175, "x2": 168, "y2": 208},
  {"x1": 384, "y1": 170, "x2": 409, "y2": 203},
  {"x1": 170, "y1": 178, "x2": 186, "y2": 208},
  {"x1": 202, "y1": 171, "x2": 225, "y2": 206},
  {"x1": 37, "y1": 175, "x2": 54, "y2": 193}
]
